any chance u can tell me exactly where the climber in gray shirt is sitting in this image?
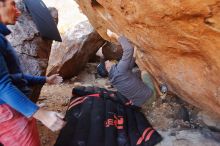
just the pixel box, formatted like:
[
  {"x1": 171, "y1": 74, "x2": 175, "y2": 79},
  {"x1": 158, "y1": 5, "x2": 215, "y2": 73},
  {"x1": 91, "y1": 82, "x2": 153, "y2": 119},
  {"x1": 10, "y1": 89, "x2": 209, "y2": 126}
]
[{"x1": 97, "y1": 29, "x2": 156, "y2": 106}]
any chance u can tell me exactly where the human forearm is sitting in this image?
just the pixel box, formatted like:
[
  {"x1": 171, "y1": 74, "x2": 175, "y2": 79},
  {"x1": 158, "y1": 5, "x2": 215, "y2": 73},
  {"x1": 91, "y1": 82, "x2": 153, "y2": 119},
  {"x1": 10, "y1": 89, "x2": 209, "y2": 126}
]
[
  {"x1": 23, "y1": 74, "x2": 46, "y2": 85},
  {"x1": 0, "y1": 53, "x2": 39, "y2": 117},
  {"x1": 0, "y1": 83, "x2": 39, "y2": 117},
  {"x1": 106, "y1": 29, "x2": 134, "y2": 71},
  {"x1": 116, "y1": 36, "x2": 134, "y2": 72},
  {"x1": 118, "y1": 36, "x2": 134, "y2": 58},
  {"x1": 33, "y1": 108, "x2": 65, "y2": 132}
]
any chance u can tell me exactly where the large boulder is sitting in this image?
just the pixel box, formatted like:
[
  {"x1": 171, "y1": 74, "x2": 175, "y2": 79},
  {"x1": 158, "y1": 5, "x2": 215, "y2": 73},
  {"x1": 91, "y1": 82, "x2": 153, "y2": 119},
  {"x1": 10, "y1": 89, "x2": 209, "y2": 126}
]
[
  {"x1": 6, "y1": 0, "x2": 55, "y2": 102},
  {"x1": 46, "y1": 21, "x2": 105, "y2": 78},
  {"x1": 75, "y1": 0, "x2": 220, "y2": 116}
]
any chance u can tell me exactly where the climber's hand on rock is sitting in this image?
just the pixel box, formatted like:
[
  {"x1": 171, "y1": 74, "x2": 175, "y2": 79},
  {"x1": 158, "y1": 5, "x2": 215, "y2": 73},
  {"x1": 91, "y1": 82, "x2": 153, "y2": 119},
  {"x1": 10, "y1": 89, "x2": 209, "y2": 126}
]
[
  {"x1": 33, "y1": 108, "x2": 66, "y2": 132},
  {"x1": 46, "y1": 74, "x2": 63, "y2": 85},
  {"x1": 107, "y1": 29, "x2": 119, "y2": 40}
]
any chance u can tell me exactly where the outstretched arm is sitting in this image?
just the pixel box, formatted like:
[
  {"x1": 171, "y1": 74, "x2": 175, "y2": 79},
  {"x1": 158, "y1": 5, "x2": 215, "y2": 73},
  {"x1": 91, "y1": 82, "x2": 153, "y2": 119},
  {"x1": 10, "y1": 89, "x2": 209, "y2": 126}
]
[
  {"x1": 0, "y1": 53, "x2": 39, "y2": 118},
  {"x1": 116, "y1": 36, "x2": 134, "y2": 72},
  {"x1": 0, "y1": 54, "x2": 65, "y2": 131},
  {"x1": 106, "y1": 29, "x2": 134, "y2": 72},
  {"x1": 10, "y1": 73, "x2": 46, "y2": 86},
  {"x1": 10, "y1": 73, "x2": 63, "y2": 86}
]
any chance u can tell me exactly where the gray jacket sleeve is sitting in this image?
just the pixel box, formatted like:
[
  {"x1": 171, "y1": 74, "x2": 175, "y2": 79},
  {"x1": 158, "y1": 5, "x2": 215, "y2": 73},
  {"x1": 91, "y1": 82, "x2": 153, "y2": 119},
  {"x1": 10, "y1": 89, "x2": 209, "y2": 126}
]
[
  {"x1": 128, "y1": 57, "x2": 135, "y2": 70},
  {"x1": 116, "y1": 36, "x2": 134, "y2": 72}
]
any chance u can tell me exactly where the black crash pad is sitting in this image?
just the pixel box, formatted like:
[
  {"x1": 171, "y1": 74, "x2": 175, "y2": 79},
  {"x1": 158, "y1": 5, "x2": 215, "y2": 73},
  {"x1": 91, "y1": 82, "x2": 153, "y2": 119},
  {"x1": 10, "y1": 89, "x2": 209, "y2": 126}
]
[{"x1": 55, "y1": 86, "x2": 162, "y2": 146}]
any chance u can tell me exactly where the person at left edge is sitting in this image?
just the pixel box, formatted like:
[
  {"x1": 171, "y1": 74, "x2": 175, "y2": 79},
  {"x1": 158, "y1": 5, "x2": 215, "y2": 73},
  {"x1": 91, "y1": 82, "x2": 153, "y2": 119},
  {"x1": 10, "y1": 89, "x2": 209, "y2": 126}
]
[{"x1": 0, "y1": 0, "x2": 65, "y2": 146}]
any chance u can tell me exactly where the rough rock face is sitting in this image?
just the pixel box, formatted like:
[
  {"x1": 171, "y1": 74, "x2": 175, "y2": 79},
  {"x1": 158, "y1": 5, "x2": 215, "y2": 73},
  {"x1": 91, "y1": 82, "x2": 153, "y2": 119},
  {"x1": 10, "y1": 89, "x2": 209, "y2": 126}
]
[
  {"x1": 46, "y1": 21, "x2": 105, "y2": 78},
  {"x1": 75, "y1": 0, "x2": 220, "y2": 116},
  {"x1": 158, "y1": 130, "x2": 220, "y2": 146},
  {"x1": 6, "y1": 0, "x2": 55, "y2": 101}
]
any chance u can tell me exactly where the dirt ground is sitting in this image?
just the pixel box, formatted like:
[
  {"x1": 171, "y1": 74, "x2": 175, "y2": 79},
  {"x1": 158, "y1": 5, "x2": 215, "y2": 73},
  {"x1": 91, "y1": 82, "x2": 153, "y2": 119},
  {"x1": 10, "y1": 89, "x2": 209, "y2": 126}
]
[
  {"x1": 37, "y1": 81, "x2": 73, "y2": 146},
  {"x1": 38, "y1": 82, "x2": 73, "y2": 146}
]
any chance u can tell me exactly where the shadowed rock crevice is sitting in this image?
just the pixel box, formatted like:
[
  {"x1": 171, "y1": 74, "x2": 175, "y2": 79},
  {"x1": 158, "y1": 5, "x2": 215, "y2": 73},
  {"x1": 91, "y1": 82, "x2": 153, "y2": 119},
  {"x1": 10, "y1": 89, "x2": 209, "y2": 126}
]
[{"x1": 91, "y1": 0, "x2": 101, "y2": 7}]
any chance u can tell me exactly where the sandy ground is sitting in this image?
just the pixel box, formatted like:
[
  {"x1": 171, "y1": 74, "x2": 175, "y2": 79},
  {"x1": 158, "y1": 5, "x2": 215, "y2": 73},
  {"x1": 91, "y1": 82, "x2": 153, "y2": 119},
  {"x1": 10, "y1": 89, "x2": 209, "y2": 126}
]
[{"x1": 37, "y1": 81, "x2": 74, "y2": 146}]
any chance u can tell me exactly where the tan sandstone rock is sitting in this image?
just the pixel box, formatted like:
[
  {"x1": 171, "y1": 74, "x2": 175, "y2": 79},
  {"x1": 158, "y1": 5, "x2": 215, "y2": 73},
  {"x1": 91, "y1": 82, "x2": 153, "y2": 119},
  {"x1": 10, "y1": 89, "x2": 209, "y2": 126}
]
[
  {"x1": 75, "y1": 0, "x2": 220, "y2": 116},
  {"x1": 46, "y1": 21, "x2": 105, "y2": 78}
]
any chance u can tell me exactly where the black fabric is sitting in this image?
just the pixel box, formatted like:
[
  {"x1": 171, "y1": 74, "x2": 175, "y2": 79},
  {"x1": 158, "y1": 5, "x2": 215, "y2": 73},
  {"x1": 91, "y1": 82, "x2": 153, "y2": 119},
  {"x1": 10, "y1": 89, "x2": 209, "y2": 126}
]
[
  {"x1": 55, "y1": 86, "x2": 162, "y2": 146},
  {"x1": 55, "y1": 104, "x2": 82, "y2": 146},
  {"x1": 117, "y1": 103, "x2": 130, "y2": 146},
  {"x1": 87, "y1": 98, "x2": 105, "y2": 146},
  {"x1": 126, "y1": 108, "x2": 143, "y2": 146},
  {"x1": 71, "y1": 98, "x2": 93, "y2": 146},
  {"x1": 24, "y1": 0, "x2": 62, "y2": 42},
  {"x1": 105, "y1": 100, "x2": 118, "y2": 146},
  {"x1": 135, "y1": 112, "x2": 162, "y2": 146}
]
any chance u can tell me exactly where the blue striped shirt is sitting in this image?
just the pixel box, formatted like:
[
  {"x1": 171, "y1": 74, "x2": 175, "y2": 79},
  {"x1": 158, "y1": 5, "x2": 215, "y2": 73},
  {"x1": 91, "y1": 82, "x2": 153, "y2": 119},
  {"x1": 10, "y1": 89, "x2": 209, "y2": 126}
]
[{"x1": 0, "y1": 23, "x2": 46, "y2": 117}]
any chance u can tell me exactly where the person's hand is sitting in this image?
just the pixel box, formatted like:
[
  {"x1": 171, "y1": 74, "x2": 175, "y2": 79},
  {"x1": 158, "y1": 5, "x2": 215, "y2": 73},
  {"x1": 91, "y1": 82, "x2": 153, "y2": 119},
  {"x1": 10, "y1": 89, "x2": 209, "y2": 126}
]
[
  {"x1": 46, "y1": 74, "x2": 63, "y2": 85},
  {"x1": 107, "y1": 29, "x2": 120, "y2": 40},
  {"x1": 33, "y1": 108, "x2": 66, "y2": 132}
]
